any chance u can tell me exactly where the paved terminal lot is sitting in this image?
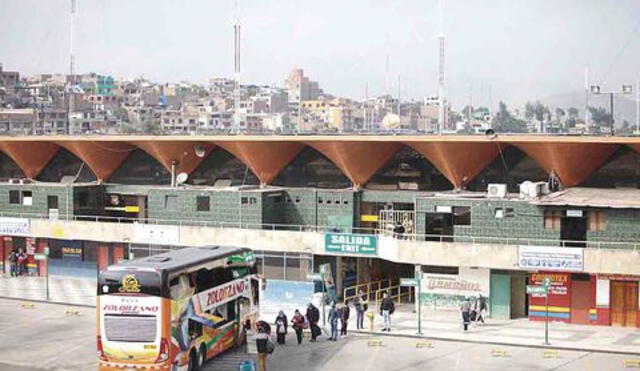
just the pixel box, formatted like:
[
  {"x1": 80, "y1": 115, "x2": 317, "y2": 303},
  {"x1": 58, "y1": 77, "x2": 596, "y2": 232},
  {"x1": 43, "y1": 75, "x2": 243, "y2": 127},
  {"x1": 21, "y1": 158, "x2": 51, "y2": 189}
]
[{"x1": 0, "y1": 298, "x2": 638, "y2": 371}]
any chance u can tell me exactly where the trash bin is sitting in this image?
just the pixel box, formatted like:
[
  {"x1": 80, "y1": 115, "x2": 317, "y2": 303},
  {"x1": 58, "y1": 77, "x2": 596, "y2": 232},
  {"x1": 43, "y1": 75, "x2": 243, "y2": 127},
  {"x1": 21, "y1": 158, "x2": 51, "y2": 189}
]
[{"x1": 239, "y1": 360, "x2": 256, "y2": 371}]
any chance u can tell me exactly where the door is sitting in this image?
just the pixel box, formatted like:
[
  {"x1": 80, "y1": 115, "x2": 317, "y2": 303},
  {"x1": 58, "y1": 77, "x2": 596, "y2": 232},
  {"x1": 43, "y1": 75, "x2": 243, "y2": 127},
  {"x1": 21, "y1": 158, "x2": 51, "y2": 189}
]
[
  {"x1": 624, "y1": 282, "x2": 638, "y2": 327},
  {"x1": 560, "y1": 217, "x2": 587, "y2": 247},
  {"x1": 510, "y1": 276, "x2": 527, "y2": 319},
  {"x1": 611, "y1": 281, "x2": 639, "y2": 327},
  {"x1": 425, "y1": 213, "x2": 453, "y2": 242},
  {"x1": 571, "y1": 279, "x2": 591, "y2": 325},
  {"x1": 490, "y1": 273, "x2": 510, "y2": 319}
]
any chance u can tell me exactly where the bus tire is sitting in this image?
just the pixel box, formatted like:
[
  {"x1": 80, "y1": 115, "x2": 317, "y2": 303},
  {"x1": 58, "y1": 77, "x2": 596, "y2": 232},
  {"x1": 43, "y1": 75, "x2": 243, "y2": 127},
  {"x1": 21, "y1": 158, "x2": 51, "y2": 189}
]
[
  {"x1": 199, "y1": 344, "x2": 207, "y2": 367},
  {"x1": 188, "y1": 349, "x2": 200, "y2": 371}
]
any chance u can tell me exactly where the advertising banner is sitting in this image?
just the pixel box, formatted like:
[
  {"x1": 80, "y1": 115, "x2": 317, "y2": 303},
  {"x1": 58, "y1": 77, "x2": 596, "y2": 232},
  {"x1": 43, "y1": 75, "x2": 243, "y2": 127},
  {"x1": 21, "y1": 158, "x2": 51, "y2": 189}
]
[
  {"x1": 518, "y1": 245, "x2": 583, "y2": 271},
  {"x1": 325, "y1": 233, "x2": 377, "y2": 256},
  {"x1": 0, "y1": 217, "x2": 29, "y2": 235},
  {"x1": 420, "y1": 267, "x2": 490, "y2": 310}
]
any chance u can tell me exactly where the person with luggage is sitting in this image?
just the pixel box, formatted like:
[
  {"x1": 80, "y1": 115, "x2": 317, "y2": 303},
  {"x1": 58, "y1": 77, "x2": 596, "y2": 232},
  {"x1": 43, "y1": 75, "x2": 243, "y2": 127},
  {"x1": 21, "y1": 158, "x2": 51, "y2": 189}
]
[{"x1": 306, "y1": 302, "x2": 321, "y2": 342}]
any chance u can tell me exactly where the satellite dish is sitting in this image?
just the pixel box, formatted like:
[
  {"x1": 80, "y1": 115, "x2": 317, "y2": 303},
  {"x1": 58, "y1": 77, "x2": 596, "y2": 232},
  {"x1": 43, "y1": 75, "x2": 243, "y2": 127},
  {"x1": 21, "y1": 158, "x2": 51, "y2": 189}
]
[
  {"x1": 176, "y1": 173, "x2": 189, "y2": 185},
  {"x1": 194, "y1": 146, "x2": 206, "y2": 158}
]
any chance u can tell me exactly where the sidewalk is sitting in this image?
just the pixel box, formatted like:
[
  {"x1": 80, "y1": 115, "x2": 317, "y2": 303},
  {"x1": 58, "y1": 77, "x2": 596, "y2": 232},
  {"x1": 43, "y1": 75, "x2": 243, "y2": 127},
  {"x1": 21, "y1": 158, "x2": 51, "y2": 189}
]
[
  {"x1": 0, "y1": 275, "x2": 96, "y2": 307},
  {"x1": 351, "y1": 306, "x2": 640, "y2": 355}
]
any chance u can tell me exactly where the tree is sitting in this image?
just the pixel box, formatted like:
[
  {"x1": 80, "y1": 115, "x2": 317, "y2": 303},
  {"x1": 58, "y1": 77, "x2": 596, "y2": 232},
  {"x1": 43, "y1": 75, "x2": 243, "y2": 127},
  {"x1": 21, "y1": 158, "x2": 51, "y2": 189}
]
[
  {"x1": 567, "y1": 107, "x2": 579, "y2": 118},
  {"x1": 588, "y1": 106, "x2": 612, "y2": 127},
  {"x1": 491, "y1": 101, "x2": 528, "y2": 133}
]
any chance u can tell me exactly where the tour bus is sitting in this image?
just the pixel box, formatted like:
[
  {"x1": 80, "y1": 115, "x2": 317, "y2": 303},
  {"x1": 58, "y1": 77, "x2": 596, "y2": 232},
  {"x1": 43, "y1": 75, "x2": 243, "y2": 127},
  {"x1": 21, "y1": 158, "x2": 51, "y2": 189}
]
[{"x1": 97, "y1": 246, "x2": 260, "y2": 371}]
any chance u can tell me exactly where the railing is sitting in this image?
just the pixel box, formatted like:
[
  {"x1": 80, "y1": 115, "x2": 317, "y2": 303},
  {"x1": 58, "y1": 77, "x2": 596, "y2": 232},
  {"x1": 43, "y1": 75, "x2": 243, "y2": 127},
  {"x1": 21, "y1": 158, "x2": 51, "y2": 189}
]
[
  {"x1": 1, "y1": 210, "x2": 639, "y2": 250},
  {"x1": 343, "y1": 278, "x2": 394, "y2": 303},
  {"x1": 374, "y1": 284, "x2": 414, "y2": 306}
]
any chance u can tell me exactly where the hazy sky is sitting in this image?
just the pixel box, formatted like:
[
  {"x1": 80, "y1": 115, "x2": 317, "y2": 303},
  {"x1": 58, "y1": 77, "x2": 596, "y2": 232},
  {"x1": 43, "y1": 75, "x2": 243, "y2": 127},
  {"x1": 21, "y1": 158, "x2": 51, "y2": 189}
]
[{"x1": 1, "y1": 0, "x2": 640, "y2": 108}]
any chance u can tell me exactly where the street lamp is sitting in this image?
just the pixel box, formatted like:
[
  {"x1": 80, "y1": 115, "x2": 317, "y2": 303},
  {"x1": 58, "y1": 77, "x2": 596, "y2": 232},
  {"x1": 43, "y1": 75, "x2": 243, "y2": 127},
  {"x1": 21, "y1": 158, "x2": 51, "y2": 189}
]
[{"x1": 590, "y1": 84, "x2": 633, "y2": 135}]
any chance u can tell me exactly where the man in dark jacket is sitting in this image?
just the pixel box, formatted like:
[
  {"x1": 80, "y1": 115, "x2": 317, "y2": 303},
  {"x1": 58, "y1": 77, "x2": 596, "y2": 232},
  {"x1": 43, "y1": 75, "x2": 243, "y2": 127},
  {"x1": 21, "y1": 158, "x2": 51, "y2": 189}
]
[
  {"x1": 379, "y1": 292, "x2": 395, "y2": 332},
  {"x1": 340, "y1": 301, "x2": 351, "y2": 336},
  {"x1": 306, "y1": 303, "x2": 320, "y2": 342},
  {"x1": 255, "y1": 326, "x2": 272, "y2": 371}
]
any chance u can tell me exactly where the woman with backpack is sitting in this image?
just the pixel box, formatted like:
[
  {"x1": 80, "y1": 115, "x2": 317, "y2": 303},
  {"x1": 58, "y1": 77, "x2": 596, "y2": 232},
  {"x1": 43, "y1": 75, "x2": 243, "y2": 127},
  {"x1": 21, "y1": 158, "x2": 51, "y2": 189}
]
[
  {"x1": 291, "y1": 309, "x2": 306, "y2": 345},
  {"x1": 255, "y1": 325, "x2": 274, "y2": 371}
]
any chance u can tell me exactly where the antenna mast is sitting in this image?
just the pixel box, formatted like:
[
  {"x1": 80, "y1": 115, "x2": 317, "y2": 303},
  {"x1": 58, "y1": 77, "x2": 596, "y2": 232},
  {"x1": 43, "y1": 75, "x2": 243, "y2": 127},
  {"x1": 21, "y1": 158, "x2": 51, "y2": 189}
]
[
  {"x1": 233, "y1": 0, "x2": 241, "y2": 133},
  {"x1": 68, "y1": 0, "x2": 77, "y2": 134},
  {"x1": 437, "y1": 0, "x2": 446, "y2": 134}
]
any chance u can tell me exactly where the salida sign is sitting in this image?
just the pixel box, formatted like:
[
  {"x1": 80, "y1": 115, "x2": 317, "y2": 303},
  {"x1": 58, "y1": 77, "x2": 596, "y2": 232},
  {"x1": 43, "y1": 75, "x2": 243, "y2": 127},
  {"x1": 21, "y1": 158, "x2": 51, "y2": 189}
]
[
  {"x1": 325, "y1": 233, "x2": 378, "y2": 256},
  {"x1": 198, "y1": 278, "x2": 247, "y2": 311}
]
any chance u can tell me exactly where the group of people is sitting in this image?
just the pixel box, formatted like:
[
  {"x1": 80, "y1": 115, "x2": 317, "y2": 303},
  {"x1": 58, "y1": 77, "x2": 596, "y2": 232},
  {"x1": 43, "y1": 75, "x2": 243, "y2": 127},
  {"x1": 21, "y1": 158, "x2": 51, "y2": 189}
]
[
  {"x1": 460, "y1": 294, "x2": 488, "y2": 331},
  {"x1": 8, "y1": 248, "x2": 27, "y2": 277}
]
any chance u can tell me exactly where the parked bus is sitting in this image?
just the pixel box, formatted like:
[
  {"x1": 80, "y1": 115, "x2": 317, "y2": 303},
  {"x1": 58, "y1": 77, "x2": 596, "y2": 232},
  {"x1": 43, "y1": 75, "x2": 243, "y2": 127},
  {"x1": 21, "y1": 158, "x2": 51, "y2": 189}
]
[{"x1": 97, "y1": 246, "x2": 260, "y2": 371}]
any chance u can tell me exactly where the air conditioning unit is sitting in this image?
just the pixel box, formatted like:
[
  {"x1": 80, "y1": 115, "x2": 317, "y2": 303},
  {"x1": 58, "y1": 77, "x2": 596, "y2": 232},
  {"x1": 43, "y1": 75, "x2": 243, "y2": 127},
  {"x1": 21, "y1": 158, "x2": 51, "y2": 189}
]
[
  {"x1": 487, "y1": 183, "x2": 507, "y2": 198},
  {"x1": 519, "y1": 181, "x2": 550, "y2": 199},
  {"x1": 8, "y1": 178, "x2": 19, "y2": 184},
  {"x1": 19, "y1": 178, "x2": 31, "y2": 185}
]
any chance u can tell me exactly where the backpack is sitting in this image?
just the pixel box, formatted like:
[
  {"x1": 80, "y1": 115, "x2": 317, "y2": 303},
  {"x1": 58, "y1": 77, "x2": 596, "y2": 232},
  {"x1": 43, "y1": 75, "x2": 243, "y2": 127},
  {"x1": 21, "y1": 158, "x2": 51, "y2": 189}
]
[{"x1": 266, "y1": 338, "x2": 275, "y2": 354}]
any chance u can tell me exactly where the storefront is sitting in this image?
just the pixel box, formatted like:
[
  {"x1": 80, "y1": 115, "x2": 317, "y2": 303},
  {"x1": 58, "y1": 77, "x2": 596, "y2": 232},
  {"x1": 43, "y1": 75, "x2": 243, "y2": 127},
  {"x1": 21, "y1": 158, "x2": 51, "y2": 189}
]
[{"x1": 596, "y1": 274, "x2": 640, "y2": 328}]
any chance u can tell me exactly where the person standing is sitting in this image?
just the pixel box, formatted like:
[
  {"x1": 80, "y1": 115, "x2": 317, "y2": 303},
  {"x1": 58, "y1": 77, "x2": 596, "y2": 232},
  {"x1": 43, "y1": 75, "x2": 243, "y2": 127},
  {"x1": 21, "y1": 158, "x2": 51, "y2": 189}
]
[
  {"x1": 306, "y1": 303, "x2": 320, "y2": 342},
  {"x1": 475, "y1": 294, "x2": 487, "y2": 325},
  {"x1": 16, "y1": 249, "x2": 27, "y2": 276},
  {"x1": 8, "y1": 249, "x2": 17, "y2": 277},
  {"x1": 255, "y1": 326, "x2": 273, "y2": 371},
  {"x1": 291, "y1": 309, "x2": 305, "y2": 345},
  {"x1": 340, "y1": 300, "x2": 350, "y2": 336},
  {"x1": 379, "y1": 292, "x2": 395, "y2": 332},
  {"x1": 328, "y1": 302, "x2": 339, "y2": 341},
  {"x1": 461, "y1": 297, "x2": 472, "y2": 332},
  {"x1": 275, "y1": 310, "x2": 288, "y2": 346},
  {"x1": 355, "y1": 290, "x2": 368, "y2": 329}
]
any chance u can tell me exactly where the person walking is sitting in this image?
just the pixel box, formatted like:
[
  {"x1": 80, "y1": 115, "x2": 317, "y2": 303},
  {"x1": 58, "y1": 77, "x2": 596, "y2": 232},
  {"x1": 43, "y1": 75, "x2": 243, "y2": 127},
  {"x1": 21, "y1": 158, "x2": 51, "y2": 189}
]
[
  {"x1": 291, "y1": 309, "x2": 305, "y2": 345},
  {"x1": 328, "y1": 302, "x2": 339, "y2": 341},
  {"x1": 340, "y1": 300, "x2": 350, "y2": 336},
  {"x1": 379, "y1": 292, "x2": 395, "y2": 332},
  {"x1": 355, "y1": 290, "x2": 368, "y2": 329},
  {"x1": 8, "y1": 249, "x2": 17, "y2": 277},
  {"x1": 306, "y1": 303, "x2": 320, "y2": 342},
  {"x1": 475, "y1": 294, "x2": 487, "y2": 325},
  {"x1": 16, "y1": 249, "x2": 27, "y2": 276},
  {"x1": 255, "y1": 326, "x2": 274, "y2": 371},
  {"x1": 461, "y1": 296, "x2": 472, "y2": 332},
  {"x1": 275, "y1": 310, "x2": 288, "y2": 346}
]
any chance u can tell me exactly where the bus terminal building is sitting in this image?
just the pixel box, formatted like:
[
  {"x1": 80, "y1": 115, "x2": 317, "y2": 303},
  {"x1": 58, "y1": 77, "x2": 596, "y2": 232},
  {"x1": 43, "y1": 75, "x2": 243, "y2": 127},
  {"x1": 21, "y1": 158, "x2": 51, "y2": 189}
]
[{"x1": 0, "y1": 135, "x2": 640, "y2": 328}]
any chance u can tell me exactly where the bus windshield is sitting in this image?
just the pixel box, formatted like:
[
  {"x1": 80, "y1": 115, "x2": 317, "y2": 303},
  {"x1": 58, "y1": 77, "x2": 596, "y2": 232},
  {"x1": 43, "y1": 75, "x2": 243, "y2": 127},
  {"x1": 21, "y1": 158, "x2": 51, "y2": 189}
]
[{"x1": 98, "y1": 269, "x2": 164, "y2": 297}]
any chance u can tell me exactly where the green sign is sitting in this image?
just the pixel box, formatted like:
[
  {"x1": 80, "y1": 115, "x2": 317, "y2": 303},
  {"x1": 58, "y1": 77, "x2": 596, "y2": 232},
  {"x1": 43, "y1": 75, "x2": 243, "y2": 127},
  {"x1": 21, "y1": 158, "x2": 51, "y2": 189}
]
[
  {"x1": 307, "y1": 272, "x2": 323, "y2": 281},
  {"x1": 325, "y1": 233, "x2": 378, "y2": 256},
  {"x1": 34, "y1": 254, "x2": 47, "y2": 261},
  {"x1": 526, "y1": 285, "x2": 548, "y2": 295},
  {"x1": 400, "y1": 278, "x2": 418, "y2": 287}
]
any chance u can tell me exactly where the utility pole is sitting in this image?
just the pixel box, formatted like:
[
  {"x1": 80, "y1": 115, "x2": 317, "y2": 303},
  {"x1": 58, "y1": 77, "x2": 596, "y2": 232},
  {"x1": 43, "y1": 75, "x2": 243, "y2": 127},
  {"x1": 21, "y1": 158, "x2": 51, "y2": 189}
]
[
  {"x1": 636, "y1": 74, "x2": 639, "y2": 134},
  {"x1": 233, "y1": 0, "x2": 241, "y2": 134}
]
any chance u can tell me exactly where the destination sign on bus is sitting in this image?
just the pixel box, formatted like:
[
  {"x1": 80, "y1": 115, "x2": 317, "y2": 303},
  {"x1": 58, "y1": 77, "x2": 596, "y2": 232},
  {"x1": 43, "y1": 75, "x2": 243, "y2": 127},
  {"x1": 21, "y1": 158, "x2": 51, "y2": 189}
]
[{"x1": 198, "y1": 278, "x2": 248, "y2": 311}]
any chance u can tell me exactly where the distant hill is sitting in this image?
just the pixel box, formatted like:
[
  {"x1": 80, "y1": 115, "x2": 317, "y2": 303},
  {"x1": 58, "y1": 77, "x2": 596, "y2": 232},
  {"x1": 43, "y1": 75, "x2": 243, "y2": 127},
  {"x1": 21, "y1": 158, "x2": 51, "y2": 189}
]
[{"x1": 538, "y1": 90, "x2": 638, "y2": 126}]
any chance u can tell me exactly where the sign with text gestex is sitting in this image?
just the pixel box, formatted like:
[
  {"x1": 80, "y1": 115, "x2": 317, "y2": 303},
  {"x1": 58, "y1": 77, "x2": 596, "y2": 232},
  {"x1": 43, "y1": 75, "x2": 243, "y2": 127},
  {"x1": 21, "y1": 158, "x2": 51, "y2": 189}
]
[{"x1": 324, "y1": 233, "x2": 378, "y2": 256}]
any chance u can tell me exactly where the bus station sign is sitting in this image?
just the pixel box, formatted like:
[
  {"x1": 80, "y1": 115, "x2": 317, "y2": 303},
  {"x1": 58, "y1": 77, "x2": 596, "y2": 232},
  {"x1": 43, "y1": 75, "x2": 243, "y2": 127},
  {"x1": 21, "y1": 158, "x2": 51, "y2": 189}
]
[{"x1": 324, "y1": 233, "x2": 378, "y2": 256}]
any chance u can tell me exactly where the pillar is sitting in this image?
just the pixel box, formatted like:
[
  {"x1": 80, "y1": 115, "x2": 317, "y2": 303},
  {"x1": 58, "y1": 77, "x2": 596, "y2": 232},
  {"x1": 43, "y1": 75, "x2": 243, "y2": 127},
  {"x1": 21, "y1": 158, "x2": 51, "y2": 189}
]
[
  {"x1": 595, "y1": 278, "x2": 610, "y2": 326},
  {"x1": 36, "y1": 239, "x2": 48, "y2": 277},
  {"x1": 112, "y1": 243, "x2": 125, "y2": 264},
  {"x1": 97, "y1": 243, "x2": 110, "y2": 271}
]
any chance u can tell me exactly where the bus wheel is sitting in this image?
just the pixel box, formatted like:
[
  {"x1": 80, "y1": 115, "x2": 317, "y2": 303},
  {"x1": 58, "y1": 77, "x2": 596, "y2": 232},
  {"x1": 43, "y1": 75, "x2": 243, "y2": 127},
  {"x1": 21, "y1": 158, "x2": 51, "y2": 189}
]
[
  {"x1": 188, "y1": 349, "x2": 200, "y2": 371},
  {"x1": 199, "y1": 344, "x2": 207, "y2": 367}
]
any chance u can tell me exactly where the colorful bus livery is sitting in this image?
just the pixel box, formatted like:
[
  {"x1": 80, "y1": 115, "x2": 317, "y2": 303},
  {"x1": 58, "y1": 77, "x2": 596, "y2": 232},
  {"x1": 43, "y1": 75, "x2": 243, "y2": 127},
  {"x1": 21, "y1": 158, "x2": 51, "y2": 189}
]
[{"x1": 97, "y1": 246, "x2": 259, "y2": 371}]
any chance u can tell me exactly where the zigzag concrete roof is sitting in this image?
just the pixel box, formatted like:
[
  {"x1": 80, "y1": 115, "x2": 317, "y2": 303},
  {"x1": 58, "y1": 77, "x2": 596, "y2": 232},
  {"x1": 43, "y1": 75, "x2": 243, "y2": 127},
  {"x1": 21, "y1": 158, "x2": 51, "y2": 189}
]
[{"x1": 4, "y1": 135, "x2": 639, "y2": 188}]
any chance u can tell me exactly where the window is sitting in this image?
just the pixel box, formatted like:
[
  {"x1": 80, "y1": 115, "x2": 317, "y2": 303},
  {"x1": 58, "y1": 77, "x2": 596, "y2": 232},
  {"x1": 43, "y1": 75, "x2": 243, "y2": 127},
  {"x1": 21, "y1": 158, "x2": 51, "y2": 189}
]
[
  {"x1": 164, "y1": 195, "x2": 177, "y2": 209},
  {"x1": 453, "y1": 206, "x2": 471, "y2": 226},
  {"x1": 587, "y1": 210, "x2": 606, "y2": 232},
  {"x1": 47, "y1": 195, "x2": 59, "y2": 209},
  {"x1": 9, "y1": 190, "x2": 19, "y2": 204},
  {"x1": 494, "y1": 207, "x2": 514, "y2": 219},
  {"x1": 196, "y1": 196, "x2": 210, "y2": 211},
  {"x1": 78, "y1": 190, "x2": 89, "y2": 207},
  {"x1": 241, "y1": 197, "x2": 248, "y2": 205},
  {"x1": 249, "y1": 197, "x2": 257, "y2": 205},
  {"x1": 544, "y1": 210, "x2": 561, "y2": 230},
  {"x1": 21, "y1": 191, "x2": 32, "y2": 206}
]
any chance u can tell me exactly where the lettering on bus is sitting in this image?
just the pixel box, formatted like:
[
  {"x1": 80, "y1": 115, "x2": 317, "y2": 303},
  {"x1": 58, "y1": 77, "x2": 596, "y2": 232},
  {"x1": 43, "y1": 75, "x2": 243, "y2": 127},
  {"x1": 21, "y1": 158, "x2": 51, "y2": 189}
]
[
  {"x1": 102, "y1": 304, "x2": 160, "y2": 314},
  {"x1": 199, "y1": 279, "x2": 247, "y2": 310}
]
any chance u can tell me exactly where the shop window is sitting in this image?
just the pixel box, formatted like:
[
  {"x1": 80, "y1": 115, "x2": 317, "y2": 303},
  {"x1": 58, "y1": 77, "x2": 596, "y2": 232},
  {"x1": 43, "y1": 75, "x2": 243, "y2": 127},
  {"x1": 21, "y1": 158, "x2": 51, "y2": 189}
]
[
  {"x1": 164, "y1": 195, "x2": 177, "y2": 209},
  {"x1": 196, "y1": 196, "x2": 210, "y2": 212},
  {"x1": 453, "y1": 206, "x2": 471, "y2": 226},
  {"x1": 587, "y1": 211, "x2": 606, "y2": 232},
  {"x1": 544, "y1": 210, "x2": 561, "y2": 230},
  {"x1": 47, "y1": 195, "x2": 59, "y2": 209},
  {"x1": 9, "y1": 190, "x2": 20, "y2": 204}
]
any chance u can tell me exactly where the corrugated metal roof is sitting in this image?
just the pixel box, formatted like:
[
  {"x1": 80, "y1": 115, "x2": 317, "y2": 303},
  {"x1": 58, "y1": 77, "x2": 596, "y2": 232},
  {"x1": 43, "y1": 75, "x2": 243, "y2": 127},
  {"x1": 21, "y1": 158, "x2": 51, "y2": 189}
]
[{"x1": 531, "y1": 187, "x2": 640, "y2": 209}]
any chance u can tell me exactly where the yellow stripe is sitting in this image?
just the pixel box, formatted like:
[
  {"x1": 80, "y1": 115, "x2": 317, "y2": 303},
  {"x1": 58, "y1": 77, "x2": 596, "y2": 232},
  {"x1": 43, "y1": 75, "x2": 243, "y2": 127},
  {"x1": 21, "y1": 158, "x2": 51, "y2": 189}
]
[
  {"x1": 589, "y1": 309, "x2": 597, "y2": 315},
  {"x1": 529, "y1": 305, "x2": 570, "y2": 313}
]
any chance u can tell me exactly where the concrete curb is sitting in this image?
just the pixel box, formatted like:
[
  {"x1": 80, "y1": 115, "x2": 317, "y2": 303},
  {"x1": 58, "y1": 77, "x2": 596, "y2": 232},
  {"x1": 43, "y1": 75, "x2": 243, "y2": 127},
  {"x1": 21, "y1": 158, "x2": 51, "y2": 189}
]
[
  {"x1": 0, "y1": 295, "x2": 96, "y2": 309},
  {"x1": 351, "y1": 329, "x2": 640, "y2": 356}
]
